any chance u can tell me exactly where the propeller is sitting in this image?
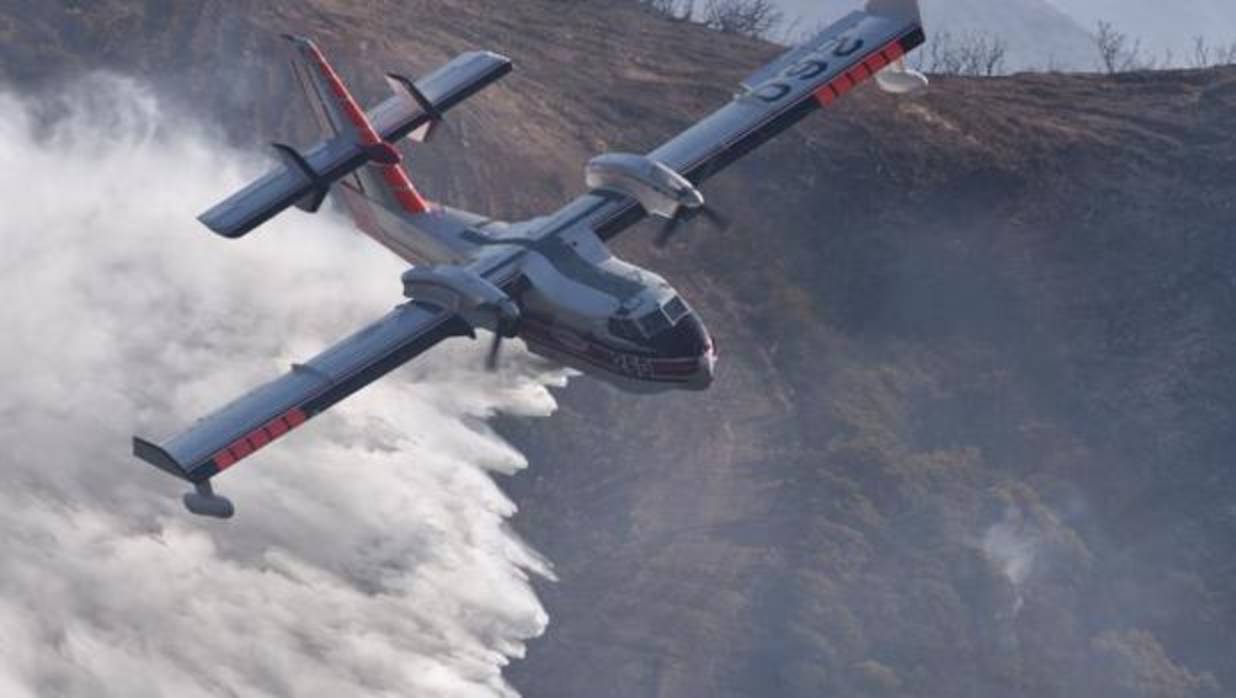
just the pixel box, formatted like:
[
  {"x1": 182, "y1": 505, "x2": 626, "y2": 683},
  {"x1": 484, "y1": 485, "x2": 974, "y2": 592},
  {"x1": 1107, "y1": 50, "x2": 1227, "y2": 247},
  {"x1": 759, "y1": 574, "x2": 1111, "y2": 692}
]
[
  {"x1": 401, "y1": 267, "x2": 520, "y2": 373},
  {"x1": 655, "y1": 203, "x2": 731, "y2": 248},
  {"x1": 484, "y1": 301, "x2": 522, "y2": 372},
  {"x1": 655, "y1": 157, "x2": 728, "y2": 248},
  {"x1": 485, "y1": 332, "x2": 504, "y2": 372}
]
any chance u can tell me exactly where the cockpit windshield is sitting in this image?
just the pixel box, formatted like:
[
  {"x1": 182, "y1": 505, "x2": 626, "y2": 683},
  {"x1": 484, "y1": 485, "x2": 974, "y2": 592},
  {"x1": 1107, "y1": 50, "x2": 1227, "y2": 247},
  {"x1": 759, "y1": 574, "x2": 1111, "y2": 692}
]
[
  {"x1": 638, "y1": 307, "x2": 673, "y2": 336},
  {"x1": 609, "y1": 316, "x2": 643, "y2": 342},
  {"x1": 611, "y1": 296, "x2": 694, "y2": 342},
  {"x1": 608, "y1": 295, "x2": 707, "y2": 357},
  {"x1": 663, "y1": 296, "x2": 688, "y2": 323}
]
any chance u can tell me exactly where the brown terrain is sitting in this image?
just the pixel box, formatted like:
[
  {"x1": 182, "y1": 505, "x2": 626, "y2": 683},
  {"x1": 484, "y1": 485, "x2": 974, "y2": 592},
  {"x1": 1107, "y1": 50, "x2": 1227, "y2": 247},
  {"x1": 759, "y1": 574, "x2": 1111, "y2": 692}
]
[{"x1": 3, "y1": 1, "x2": 1235, "y2": 696}]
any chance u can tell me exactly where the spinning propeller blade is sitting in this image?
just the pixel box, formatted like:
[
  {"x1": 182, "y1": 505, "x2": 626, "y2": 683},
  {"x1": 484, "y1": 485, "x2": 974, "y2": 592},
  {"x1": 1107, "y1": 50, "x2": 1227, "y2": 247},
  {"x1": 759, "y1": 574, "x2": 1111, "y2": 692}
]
[
  {"x1": 486, "y1": 332, "x2": 504, "y2": 372},
  {"x1": 655, "y1": 203, "x2": 731, "y2": 248},
  {"x1": 699, "y1": 205, "x2": 731, "y2": 230},
  {"x1": 483, "y1": 306, "x2": 521, "y2": 373},
  {"x1": 655, "y1": 214, "x2": 684, "y2": 248}
]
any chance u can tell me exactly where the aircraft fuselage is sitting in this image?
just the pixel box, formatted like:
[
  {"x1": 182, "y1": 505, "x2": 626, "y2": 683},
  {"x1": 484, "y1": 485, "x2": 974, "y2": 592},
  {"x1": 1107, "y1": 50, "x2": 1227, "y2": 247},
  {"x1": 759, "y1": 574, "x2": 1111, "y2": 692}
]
[{"x1": 508, "y1": 226, "x2": 716, "y2": 392}]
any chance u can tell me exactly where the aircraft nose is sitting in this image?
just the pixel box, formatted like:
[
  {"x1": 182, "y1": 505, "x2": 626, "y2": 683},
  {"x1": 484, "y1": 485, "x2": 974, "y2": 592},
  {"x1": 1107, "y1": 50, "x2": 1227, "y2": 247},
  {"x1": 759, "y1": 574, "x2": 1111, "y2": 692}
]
[
  {"x1": 689, "y1": 333, "x2": 717, "y2": 390},
  {"x1": 695, "y1": 346, "x2": 716, "y2": 387},
  {"x1": 645, "y1": 313, "x2": 716, "y2": 389}
]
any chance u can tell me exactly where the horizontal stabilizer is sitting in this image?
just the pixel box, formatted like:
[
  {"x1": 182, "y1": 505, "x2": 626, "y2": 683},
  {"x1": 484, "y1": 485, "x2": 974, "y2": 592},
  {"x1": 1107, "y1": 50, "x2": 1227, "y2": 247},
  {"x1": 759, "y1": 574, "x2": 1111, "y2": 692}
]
[
  {"x1": 272, "y1": 142, "x2": 331, "y2": 212},
  {"x1": 296, "y1": 188, "x2": 329, "y2": 214},
  {"x1": 199, "y1": 49, "x2": 512, "y2": 238}
]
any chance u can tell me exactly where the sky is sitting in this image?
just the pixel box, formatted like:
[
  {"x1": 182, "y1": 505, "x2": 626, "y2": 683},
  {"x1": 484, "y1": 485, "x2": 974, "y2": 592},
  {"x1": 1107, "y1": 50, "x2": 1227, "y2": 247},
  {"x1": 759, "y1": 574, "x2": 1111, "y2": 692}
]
[
  {"x1": 771, "y1": 0, "x2": 1236, "y2": 70},
  {"x1": 1045, "y1": 0, "x2": 1236, "y2": 50},
  {"x1": 0, "y1": 74, "x2": 569, "y2": 698}
]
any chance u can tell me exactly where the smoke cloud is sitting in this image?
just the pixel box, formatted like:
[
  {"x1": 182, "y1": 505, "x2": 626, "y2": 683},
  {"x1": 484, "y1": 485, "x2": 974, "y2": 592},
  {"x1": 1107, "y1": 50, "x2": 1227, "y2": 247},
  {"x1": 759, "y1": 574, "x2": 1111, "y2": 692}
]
[
  {"x1": 0, "y1": 74, "x2": 565, "y2": 697},
  {"x1": 980, "y1": 506, "x2": 1042, "y2": 617}
]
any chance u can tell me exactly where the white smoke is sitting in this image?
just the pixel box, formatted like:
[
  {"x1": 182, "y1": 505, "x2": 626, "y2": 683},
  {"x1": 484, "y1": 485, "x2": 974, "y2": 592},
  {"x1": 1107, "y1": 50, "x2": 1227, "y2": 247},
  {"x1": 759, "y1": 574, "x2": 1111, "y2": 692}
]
[
  {"x1": 0, "y1": 75, "x2": 566, "y2": 697},
  {"x1": 981, "y1": 506, "x2": 1041, "y2": 618}
]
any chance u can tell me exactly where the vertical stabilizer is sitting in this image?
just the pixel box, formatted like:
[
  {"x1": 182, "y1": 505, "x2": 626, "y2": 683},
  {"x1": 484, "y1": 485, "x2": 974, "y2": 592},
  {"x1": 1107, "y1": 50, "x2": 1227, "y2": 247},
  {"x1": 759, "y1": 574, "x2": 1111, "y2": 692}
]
[{"x1": 284, "y1": 34, "x2": 432, "y2": 216}]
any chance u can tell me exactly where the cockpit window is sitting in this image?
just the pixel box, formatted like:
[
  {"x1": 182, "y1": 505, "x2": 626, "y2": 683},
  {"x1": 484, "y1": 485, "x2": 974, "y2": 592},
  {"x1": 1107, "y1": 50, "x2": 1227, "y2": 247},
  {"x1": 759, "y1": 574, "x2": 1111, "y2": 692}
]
[
  {"x1": 613, "y1": 297, "x2": 693, "y2": 343},
  {"x1": 609, "y1": 316, "x2": 644, "y2": 342},
  {"x1": 638, "y1": 307, "x2": 673, "y2": 336},
  {"x1": 663, "y1": 296, "x2": 688, "y2": 323}
]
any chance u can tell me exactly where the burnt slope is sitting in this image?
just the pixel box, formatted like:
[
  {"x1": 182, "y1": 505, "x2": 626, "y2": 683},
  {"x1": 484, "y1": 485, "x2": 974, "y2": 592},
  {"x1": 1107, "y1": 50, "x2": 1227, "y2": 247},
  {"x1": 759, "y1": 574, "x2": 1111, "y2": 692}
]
[
  {"x1": 3, "y1": 2, "x2": 1235, "y2": 697},
  {"x1": 501, "y1": 65, "x2": 1236, "y2": 698}
]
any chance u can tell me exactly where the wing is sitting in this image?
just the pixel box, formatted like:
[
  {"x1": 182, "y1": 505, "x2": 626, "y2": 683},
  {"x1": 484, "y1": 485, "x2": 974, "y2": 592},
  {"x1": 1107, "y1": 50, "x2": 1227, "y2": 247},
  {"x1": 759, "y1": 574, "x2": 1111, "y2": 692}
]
[
  {"x1": 526, "y1": 0, "x2": 925, "y2": 244},
  {"x1": 650, "y1": 2, "x2": 924, "y2": 185},
  {"x1": 199, "y1": 49, "x2": 512, "y2": 238},
  {"x1": 133, "y1": 303, "x2": 473, "y2": 486}
]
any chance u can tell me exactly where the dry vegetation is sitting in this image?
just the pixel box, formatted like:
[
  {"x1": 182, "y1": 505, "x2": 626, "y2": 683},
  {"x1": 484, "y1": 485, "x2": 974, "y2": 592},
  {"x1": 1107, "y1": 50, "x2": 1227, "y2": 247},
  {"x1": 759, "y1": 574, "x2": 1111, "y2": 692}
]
[{"x1": 638, "y1": 0, "x2": 783, "y2": 38}]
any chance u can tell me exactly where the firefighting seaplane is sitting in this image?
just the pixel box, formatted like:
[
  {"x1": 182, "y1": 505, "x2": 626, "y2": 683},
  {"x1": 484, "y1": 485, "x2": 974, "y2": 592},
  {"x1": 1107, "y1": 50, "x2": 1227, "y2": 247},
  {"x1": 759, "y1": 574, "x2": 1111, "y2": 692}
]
[{"x1": 134, "y1": 0, "x2": 928, "y2": 518}]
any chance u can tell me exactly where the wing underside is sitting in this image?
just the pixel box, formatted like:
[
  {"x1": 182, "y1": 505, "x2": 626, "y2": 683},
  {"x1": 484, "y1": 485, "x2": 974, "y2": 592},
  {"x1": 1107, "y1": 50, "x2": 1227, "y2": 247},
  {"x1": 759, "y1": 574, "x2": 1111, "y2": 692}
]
[{"x1": 134, "y1": 303, "x2": 473, "y2": 485}]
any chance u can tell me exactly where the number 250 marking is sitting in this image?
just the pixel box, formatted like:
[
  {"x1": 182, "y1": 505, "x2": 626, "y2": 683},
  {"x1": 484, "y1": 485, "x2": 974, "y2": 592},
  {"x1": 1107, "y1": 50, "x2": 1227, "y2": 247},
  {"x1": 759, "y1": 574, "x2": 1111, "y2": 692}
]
[{"x1": 754, "y1": 35, "x2": 865, "y2": 103}]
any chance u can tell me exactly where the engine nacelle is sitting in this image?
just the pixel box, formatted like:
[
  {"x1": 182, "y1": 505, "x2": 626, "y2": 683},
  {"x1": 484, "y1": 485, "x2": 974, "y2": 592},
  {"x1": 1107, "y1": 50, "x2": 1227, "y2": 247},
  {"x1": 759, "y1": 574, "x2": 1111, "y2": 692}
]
[
  {"x1": 401, "y1": 266, "x2": 518, "y2": 334},
  {"x1": 585, "y1": 153, "x2": 703, "y2": 219}
]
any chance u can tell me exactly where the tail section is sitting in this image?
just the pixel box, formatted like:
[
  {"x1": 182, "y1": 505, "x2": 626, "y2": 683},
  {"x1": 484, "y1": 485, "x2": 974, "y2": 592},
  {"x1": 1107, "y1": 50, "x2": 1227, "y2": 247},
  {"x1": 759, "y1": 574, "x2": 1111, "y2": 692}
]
[
  {"x1": 385, "y1": 73, "x2": 444, "y2": 143},
  {"x1": 196, "y1": 38, "x2": 511, "y2": 241},
  {"x1": 284, "y1": 36, "x2": 508, "y2": 265},
  {"x1": 285, "y1": 34, "x2": 432, "y2": 216}
]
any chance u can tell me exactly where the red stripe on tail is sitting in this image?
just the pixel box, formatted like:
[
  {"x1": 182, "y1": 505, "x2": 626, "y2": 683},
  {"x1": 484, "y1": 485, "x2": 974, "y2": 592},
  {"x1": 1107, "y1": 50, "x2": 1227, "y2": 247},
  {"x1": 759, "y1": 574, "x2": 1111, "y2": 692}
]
[{"x1": 303, "y1": 43, "x2": 431, "y2": 215}]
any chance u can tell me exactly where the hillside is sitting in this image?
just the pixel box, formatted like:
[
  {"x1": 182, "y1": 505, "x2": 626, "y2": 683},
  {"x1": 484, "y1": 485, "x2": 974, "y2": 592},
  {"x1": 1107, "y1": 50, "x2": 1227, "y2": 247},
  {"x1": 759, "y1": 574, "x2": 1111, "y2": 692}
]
[
  {"x1": 775, "y1": 0, "x2": 1098, "y2": 70},
  {"x1": 2, "y1": 1, "x2": 1235, "y2": 697},
  {"x1": 1047, "y1": 0, "x2": 1236, "y2": 54}
]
